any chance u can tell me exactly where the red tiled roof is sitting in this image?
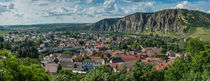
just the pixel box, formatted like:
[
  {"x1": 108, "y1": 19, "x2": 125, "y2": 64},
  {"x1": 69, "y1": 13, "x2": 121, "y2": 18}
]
[
  {"x1": 146, "y1": 50, "x2": 155, "y2": 56},
  {"x1": 110, "y1": 50, "x2": 125, "y2": 56},
  {"x1": 122, "y1": 55, "x2": 139, "y2": 61},
  {"x1": 141, "y1": 57, "x2": 163, "y2": 63},
  {"x1": 96, "y1": 41, "x2": 101, "y2": 45},
  {"x1": 154, "y1": 62, "x2": 170, "y2": 70},
  {"x1": 117, "y1": 40, "x2": 121, "y2": 44},
  {"x1": 81, "y1": 46, "x2": 85, "y2": 48},
  {"x1": 146, "y1": 57, "x2": 162, "y2": 61},
  {"x1": 74, "y1": 55, "x2": 83, "y2": 62},
  {"x1": 81, "y1": 51, "x2": 88, "y2": 54},
  {"x1": 136, "y1": 53, "x2": 147, "y2": 56}
]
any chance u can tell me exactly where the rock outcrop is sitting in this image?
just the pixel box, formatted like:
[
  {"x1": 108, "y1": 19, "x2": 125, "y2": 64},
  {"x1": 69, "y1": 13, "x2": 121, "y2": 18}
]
[{"x1": 91, "y1": 9, "x2": 210, "y2": 32}]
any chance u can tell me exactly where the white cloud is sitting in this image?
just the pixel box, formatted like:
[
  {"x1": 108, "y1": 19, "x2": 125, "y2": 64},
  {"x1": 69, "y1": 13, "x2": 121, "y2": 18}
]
[
  {"x1": 174, "y1": 1, "x2": 189, "y2": 9},
  {"x1": 0, "y1": 3, "x2": 14, "y2": 14},
  {"x1": 86, "y1": 0, "x2": 95, "y2": 3},
  {"x1": 0, "y1": 0, "x2": 209, "y2": 25},
  {"x1": 208, "y1": 10, "x2": 210, "y2": 13}
]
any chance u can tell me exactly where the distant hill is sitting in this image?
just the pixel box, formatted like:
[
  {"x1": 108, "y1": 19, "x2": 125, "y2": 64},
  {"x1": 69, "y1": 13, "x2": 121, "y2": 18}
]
[
  {"x1": 90, "y1": 9, "x2": 210, "y2": 33},
  {"x1": 6, "y1": 23, "x2": 92, "y2": 32}
]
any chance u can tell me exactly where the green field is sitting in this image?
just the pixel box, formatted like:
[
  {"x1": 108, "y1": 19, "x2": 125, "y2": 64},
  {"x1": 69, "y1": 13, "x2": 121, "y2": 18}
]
[
  {"x1": 0, "y1": 30, "x2": 12, "y2": 35},
  {"x1": 189, "y1": 27, "x2": 210, "y2": 41}
]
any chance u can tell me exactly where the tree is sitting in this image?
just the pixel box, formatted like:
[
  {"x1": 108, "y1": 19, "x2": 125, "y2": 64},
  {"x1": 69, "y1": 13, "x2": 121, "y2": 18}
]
[
  {"x1": 81, "y1": 65, "x2": 111, "y2": 81},
  {"x1": 124, "y1": 62, "x2": 164, "y2": 81},
  {"x1": 79, "y1": 40, "x2": 85, "y2": 45},
  {"x1": 83, "y1": 55, "x2": 90, "y2": 59},
  {"x1": 164, "y1": 55, "x2": 190, "y2": 80},
  {"x1": 0, "y1": 68, "x2": 4, "y2": 81},
  {"x1": 112, "y1": 67, "x2": 127, "y2": 81},
  {"x1": 0, "y1": 49, "x2": 11, "y2": 57},
  {"x1": 165, "y1": 39, "x2": 210, "y2": 81},
  {"x1": 186, "y1": 38, "x2": 204, "y2": 56},
  {"x1": 62, "y1": 51, "x2": 75, "y2": 55},
  {"x1": 3, "y1": 41, "x2": 11, "y2": 50},
  {"x1": 0, "y1": 37, "x2": 4, "y2": 42},
  {"x1": 18, "y1": 47, "x2": 39, "y2": 58},
  {"x1": 0, "y1": 55, "x2": 49, "y2": 81},
  {"x1": 36, "y1": 39, "x2": 43, "y2": 45},
  {"x1": 119, "y1": 43, "x2": 128, "y2": 49},
  {"x1": 50, "y1": 35, "x2": 55, "y2": 39},
  {"x1": 57, "y1": 64, "x2": 62, "y2": 72},
  {"x1": 55, "y1": 70, "x2": 83, "y2": 81}
]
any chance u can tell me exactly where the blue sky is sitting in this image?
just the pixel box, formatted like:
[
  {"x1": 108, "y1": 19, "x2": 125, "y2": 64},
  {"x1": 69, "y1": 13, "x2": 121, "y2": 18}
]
[{"x1": 0, "y1": 0, "x2": 209, "y2": 25}]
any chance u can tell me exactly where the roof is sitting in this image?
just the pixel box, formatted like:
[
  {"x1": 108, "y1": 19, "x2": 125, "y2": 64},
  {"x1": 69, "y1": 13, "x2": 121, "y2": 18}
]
[
  {"x1": 106, "y1": 63, "x2": 124, "y2": 71},
  {"x1": 146, "y1": 57, "x2": 162, "y2": 61},
  {"x1": 154, "y1": 62, "x2": 170, "y2": 70},
  {"x1": 81, "y1": 51, "x2": 88, "y2": 54},
  {"x1": 44, "y1": 63, "x2": 58, "y2": 73},
  {"x1": 60, "y1": 61, "x2": 74, "y2": 69},
  {"x1": 152, "y1": 47, "x2": 161, "y2": 54},
  {"x1": 136, "y1": 53, "x2": 147, "y2": 56},
  {"x1": 121, "y1": 55, "x2": 139, "y2": 62},
  {"x1": 74, "y1": 55, "x2": 83, "y2": 62},
  {"x1": 146, "y1": 50, "x2": 155, "y2": 56},
  {"x1": 60, "y1": 54, "x2": 73, "y2": 59},
  {"x1": 91, "y1": 56, "x2": 104, "y2": 63},
  {"x1": 167, "y1": 50, "x2": 176, "y2": 54},
  {"x1": 111, "y1": 57, "x2": 124, "y2": 63},
  {"x1": 83, "y1": 59, "x2": 94, "y2": 63},
  {"x1": 141, "y1": 57, "x2": 163, "y2": 63}
]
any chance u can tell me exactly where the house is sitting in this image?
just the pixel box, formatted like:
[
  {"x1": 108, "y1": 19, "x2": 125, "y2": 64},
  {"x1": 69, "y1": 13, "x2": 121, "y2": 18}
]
[
  {"x1": 82, "y1": 59, "x2": 96, "y2": 70},
  {"x1": 137, "y1": 53, "x2": 147, "y2": 59},
  {"x1": 166, "y1": 50, "x2": 176, "y2": 58},
  {"x1": 60, "y1": 61, "x2": 74, "y2": 70},
  {"x1": 106, "y1": 63, "x2": 124, "y2": 72},
  {"x1": 141, "y1": 57, "x2": 163, "y2": 65},
  {"x1": 43, "y1": 54, "x2": 57, "y2": 63},
  {"x1": 121, "y1": 55, "x2": 140, "y2": 62},
  {"x1": 122, "y1": 61, "x2": 135, "y2": 69},
  {"x1": 175, "y1": 53, "x2": 181, "y2": 58},
  {"x1": 154, "y1": 62, "x2": 171, "y2": 70},
  {"x1": 80, "y1": 51, "x2": 89, "y2": 55},
  {"x1": 142, "y1": 47, "x2": 161, "y2": 55},
  {"x1": 91, "y1": 56, "x2": 105, "y2": 65},
  {"x1": 129, "y1": 51, "x2": 135, "y2": 55},
  {"x1": 44, "y1": 63, "x2": 58, "y2": 75},
  {"x1": 59, "y1": 54, "x2": 74, "y2": 62},
  {"x1": 72, "y1": 62, "x2": 87, "y2": 74},
  {"x1": 146, "y1": 50, "x2": 155, "y2": 57},
  {"x1": 103, "y1": 53, "x2": 111, "y2": 59},
  {"x1": 151, "y1": 47, "x2": 161, "y2": 55},
  {"x1": 74, "y1": 55, "x2": 83, "y2": 62},
  {"x1": 110, "y1": 57, "x2": 124, "y2": 63}
]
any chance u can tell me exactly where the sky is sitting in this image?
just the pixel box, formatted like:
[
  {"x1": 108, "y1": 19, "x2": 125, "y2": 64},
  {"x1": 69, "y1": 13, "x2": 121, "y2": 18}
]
[{"x1": 0, "y1": 0, "x2": 210, "y2": 25}]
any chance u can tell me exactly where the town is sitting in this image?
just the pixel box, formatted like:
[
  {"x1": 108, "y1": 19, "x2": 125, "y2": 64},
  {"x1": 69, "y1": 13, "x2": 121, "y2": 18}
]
[{"x1": 1, "y1": 31, "x2": 185, "y2": 75}]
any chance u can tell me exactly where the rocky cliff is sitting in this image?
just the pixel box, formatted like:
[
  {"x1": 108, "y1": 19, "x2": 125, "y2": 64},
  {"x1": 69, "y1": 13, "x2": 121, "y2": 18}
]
[{"x1": 91, "y1": 9, "x2": 210, "y2": 32}]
